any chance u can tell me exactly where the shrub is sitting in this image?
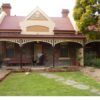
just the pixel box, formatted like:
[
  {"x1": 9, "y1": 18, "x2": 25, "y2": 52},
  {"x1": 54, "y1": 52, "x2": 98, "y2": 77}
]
[
  {"x1": 84, "y1": 52, "x2": 96, "y2": 66},
  {"x1": 85, "y1": 52, "x2": 100, "y2": 68},
  {"x1": 91, "y1": 59, "x2": 100, "y2": 68}
]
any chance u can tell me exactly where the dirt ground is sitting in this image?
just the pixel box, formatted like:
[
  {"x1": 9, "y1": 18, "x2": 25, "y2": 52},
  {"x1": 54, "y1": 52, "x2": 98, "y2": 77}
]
[
  {"x1": 0, "y1": 69, "x2": 11, "y2": 81},
  {"x1": 81, "y1": 67, "x2": 100, "y2": 82}
]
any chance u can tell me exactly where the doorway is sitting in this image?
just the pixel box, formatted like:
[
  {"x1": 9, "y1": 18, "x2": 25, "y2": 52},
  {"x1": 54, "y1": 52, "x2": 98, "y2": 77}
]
[{"x1": 34, "y1": 43, "x2": 42, "y2": 61}]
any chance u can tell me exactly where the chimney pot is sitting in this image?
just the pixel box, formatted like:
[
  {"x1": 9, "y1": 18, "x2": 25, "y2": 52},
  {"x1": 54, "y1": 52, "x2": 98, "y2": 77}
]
[
  {"x1": 62, "y1": 9, "x2": 69, "y2": 17},
  {"x1": 1, "y1": 3, "x2": 11, "y2": 16}
]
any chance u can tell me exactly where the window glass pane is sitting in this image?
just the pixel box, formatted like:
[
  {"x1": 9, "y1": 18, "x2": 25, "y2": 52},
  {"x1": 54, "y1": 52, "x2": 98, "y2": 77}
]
[
  {"x1": 6, "y1": 43, "x2": 14, "y2": 58},
  {"x1": 6, "y1": 48, "x2": 14, "y2": 57},
  {"x1": 60, "y1": 43, "x2": 68, "y2": 57}
]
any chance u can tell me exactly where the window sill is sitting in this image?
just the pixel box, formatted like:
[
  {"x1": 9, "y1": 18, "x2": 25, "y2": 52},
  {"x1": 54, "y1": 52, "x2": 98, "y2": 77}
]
[{"x1": 59, "y1": 57, "x2": 71, "y2": 60}]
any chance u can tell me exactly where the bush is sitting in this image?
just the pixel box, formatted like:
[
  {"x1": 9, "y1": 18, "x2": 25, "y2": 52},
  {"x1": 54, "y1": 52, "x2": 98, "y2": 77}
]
[
  {"x1": 91, "y1": 59, "x2": 100, "y2": 68},
  {"x1": 85, "y1": 52, "x2": 100, "y2": 68},
  {"x1": 84, "y1": 52, "x2": 96, "y2": 66}
]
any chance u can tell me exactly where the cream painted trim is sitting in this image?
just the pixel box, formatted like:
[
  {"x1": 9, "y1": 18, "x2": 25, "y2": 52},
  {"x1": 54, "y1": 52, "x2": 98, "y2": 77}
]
[
  {"x1": 0, "y1": 11, "x2": 7, "y2": 24},
  {"x1": 20, "y1": 20, "x2": 55, "y2": 35},
  {"x1": 21, "y1": 32, "x2": 54, "y2": 35},
  {"x1": 59, "y1": 57, "x2": 71, "y2": 60}
]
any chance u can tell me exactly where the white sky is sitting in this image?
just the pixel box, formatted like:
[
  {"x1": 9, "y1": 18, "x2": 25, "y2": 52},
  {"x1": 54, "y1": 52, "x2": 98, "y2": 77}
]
[{"x1": 0, "y1": 0, "x2": 76, "y2": 17}]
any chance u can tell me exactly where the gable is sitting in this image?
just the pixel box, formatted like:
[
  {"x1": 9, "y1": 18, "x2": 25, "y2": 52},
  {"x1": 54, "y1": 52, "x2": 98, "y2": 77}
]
[
  {"x1": 27, "y1": 11, "x2": 48, "y2": 21},
  {"x1": 20, "y1": 7, "x2": 55, "y2": 35}
]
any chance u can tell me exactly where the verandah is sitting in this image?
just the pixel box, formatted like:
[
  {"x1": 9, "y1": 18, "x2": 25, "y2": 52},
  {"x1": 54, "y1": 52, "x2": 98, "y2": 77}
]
[{"x1": 0, "y1": 39, "x2": 84, "y2": 68}]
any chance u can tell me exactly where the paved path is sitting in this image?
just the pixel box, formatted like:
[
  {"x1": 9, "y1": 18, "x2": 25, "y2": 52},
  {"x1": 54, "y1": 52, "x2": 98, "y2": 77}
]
[
  {"x1": 40, "y1": 73, "x2": 100, "y2": 95},
  {"x1": 0, "y1": 69, "x2": 11, "y2": 81}
]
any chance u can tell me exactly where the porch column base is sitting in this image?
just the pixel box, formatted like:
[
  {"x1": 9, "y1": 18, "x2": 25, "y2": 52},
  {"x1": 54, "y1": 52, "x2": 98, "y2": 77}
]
[{"x1": 77, "y1": 48, "x2": 84, "y2": 66}]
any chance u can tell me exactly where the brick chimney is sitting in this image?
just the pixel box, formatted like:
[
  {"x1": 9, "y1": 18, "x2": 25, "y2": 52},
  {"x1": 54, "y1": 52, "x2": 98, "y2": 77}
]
[
  {"x1": 1, "y1": 3, "x2": 11, "y2": 16},
  {"x1": 62, "y1": 9, "x2": 69, "y2": 17}
]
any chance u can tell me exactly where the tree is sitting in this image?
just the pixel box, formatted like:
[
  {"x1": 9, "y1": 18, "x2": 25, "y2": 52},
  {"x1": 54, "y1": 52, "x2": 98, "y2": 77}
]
[
  {"x1": 73, "y1": 0, "x2": 100, "y2": 34},
  {"x1": 97, "y1": 15, "x2": 100, "y2": 31}
]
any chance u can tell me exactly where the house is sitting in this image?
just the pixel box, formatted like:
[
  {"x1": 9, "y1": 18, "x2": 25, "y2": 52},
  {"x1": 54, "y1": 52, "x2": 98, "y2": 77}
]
[{"x1": 0, "y1": 3, "x2": 85, "y2": 68}]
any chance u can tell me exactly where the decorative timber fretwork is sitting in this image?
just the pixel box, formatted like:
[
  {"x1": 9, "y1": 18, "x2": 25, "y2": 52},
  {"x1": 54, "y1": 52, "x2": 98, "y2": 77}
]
[
  {"x1": 53, "y1": 39, "x2": 84, "y2": 46},
  {"x1": 21, "y1": 39, "x2": 54, "y2": 46},
  {"x1": 0, "y1": 38, "x2": 84, "y2": 47},
  {"x1": 0, "y1": 39, "x2": 22, "y2": 45},
  {"x1": 85, "y1": 40, "x2": 100, "y2": 45},
  {"x1": 0, "y1": 38, "x2": 54, "y2": 46}
]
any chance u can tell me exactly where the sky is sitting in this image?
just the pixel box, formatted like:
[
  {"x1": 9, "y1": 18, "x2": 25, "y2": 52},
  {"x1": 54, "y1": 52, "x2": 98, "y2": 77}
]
[{"x1": 0, "y1": 0, "x2": 76, "y2": 17}]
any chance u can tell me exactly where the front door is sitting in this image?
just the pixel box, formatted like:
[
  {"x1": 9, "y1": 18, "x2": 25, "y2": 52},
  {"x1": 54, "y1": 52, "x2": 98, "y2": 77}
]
[{"x1": 34, "y1": 43, "x2": 42, "y2": 61}]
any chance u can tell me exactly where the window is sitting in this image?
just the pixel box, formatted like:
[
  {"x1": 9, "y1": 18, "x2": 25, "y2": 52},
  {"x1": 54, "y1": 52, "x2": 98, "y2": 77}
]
[
  {"x1": 60, "y1": 43, "x2": 68, "y2": 57},
  {"x1": 6, "y1": 48, "x2": 14, "y2": 58},
  {"x1": 6, "y1": 43, "x2": 14, "y2": 58}
]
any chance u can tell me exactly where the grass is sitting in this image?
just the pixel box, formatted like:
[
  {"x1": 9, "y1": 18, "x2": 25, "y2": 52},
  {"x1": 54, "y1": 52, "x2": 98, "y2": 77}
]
[
  {"x1": 0, "y1": 72, "x2": 99, "y2": 96},
  {"x1": 53, "y1": 72, "x2": 100, "y2": 89}
]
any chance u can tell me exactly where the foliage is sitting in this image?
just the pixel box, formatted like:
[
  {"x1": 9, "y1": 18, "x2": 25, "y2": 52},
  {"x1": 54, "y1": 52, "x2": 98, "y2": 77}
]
[
  {"x1": 84, "y1": 52, "x2": 96, "y2": 66},
  {"x1": 85, "y1": 52, "x2": 100, "y2": 68},
  {"x1": 91, "y1": 58, "x2": 100, "y2": 68},
  {"x1": 73, "y1": 0, "x2": 100, "y2": 38},
  {"x1": 86, "y1": 31, "x2": 100, "y2": 40},
  {"x1": 97, "y1": 15, "x2": 100, "y2": 31}
]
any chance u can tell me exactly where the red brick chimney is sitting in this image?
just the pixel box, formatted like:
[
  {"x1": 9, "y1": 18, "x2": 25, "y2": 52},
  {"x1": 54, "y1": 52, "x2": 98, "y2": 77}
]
[
  {"x1": 62, "y1": 9, "x2": 69, "y2": 17},
  {"x1": 1, "y1": 3, "x2": 11, "y2": 16}
]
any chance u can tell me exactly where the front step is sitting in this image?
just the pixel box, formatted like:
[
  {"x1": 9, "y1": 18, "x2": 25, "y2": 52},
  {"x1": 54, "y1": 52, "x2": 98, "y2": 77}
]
[
  {"x1": 5, "y1": 66, "x2": 49, "y2": 72},
  {"x1": 4, "y1": 66, "x2": 81, "y2": 72}
]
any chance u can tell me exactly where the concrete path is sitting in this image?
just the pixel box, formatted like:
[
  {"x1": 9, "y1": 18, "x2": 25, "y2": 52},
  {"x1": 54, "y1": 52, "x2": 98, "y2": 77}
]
[
  {"x1": 40, "y1": 73, "x2": 100, "y2": 95},
  {"x1": 0, "y1": 69, "x2": 11, "y2": 81}
]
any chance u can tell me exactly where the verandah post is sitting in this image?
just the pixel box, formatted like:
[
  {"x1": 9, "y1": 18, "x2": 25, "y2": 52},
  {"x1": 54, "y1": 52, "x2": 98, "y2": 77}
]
[
  {"x1": 19, "y1": 39, "x2": 23, "y2": 69},
  {"x1": 20, "y1": 46, "x2": 22, "y2": 69},
  {"x1": 53, "y1": 37, "x2": 55, "y2": 67}
]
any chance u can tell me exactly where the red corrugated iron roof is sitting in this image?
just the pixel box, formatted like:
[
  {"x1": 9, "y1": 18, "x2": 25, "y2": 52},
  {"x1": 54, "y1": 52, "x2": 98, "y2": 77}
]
[
  {"x1": 52, "y1": 17, "x2": 74, "y2": 31},
  {"x1": 0, "y1": 16, "x2": 75, "y2": 31},
  {"x1": 0, "y1": 16, "x2": 24, "y2": 30}
]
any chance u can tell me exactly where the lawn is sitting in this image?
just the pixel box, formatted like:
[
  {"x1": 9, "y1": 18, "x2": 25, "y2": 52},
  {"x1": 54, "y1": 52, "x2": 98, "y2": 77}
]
[
  {"x1": 0, "y1": 72, "x2": 99, "y2": 96},
  {"x1": 53, "y1": 72, "x2": 100, "y2": 89}
]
